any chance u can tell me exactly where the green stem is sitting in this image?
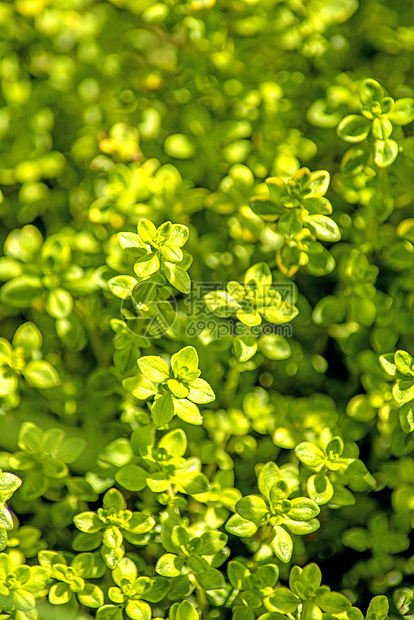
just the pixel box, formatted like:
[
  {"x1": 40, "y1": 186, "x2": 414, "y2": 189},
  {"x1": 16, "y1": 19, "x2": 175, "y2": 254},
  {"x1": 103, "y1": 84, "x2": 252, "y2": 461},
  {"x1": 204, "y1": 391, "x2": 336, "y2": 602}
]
[
  {"x1": 223, "y1": 359, "x2": 241, "y2": 407},
  {"x1": 74, "y1": 301, "x2": 110, "y2": 367},
  {"x1": 223, "y1": 587, "x2": 239, "y2": 607},
  {"x1": 195, "y1": 579, "x2": 209, "y2": 617},
  {"x1": 168, "y1": 483, "x2": 180, "y2": 515}
]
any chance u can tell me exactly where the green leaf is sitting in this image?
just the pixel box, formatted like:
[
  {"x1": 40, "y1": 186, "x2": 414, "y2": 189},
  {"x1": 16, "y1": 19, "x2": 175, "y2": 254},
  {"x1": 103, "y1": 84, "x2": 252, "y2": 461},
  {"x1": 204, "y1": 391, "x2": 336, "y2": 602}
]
[
  {"x1": 303, "y1": 196, "x2": 332, "y2": 215},
  {"x1": 341, "y1": 146, "x2": 371, "y2": 175},
  {"x1": 162, "y1": 261, "x2": 191, "y2": 294},
  {"x1": 171, "y1": 346, "x2": 199, "y2": 377},
  {"x1": 228, "y1": 561, "x2": 249, "y2": 589},
  {"x1": 49, "y1": 582, "x2": 72, "y2": 605},
  {"x1": 379, "y1": 353, "x2": 397, "y2": 377},
  {"x1": 259, "y1": 335, "x2": 291, "y2": 361},
  {"x1": 146, "y1": 473, "x2": 169, "y2": 493},
  {"x1": 164, "y1": 134, "x2": 195, "y2": 159},
  {"x1": 71, "y1": 552, "x2": 94, "y2": 576},
  {"x1": 73, "y1": 512, "x2": 103, "y2": 534},
  {"x1": 20, "y1": 471, "x2": 49, "y2": 501},
  {"x1": 168, "y1": 378, "x2": 189, "y2": 398},
  {"x1": 108, "y1": 275, "x2": 138, "y2": 299},
  {"x1": 261, "y1": 300, "x2": 298, "y2": 324},
  {"x1": 4, "y1": 225, "x2": 43, "y2": 260},
  {"x1": 374, "y1": 139, "x2": 398, "y2": 167},
  {"x1": 138, "y1": 355, "x2": 170, "y2": 382},
  {"x1": 236, "y1": 495, "x2": 269, "y2": 524},
  {"x1": 397, "y1": 218, "x2": 414, "y2": 242},
  {"x1": 244, "y1": 262, "x2": 272, "y2": 291},
  {"x1": 112, "y1": 558, "x2": 137, "y2": 586},
  {"x1": 342, "y1": 527, "x2": 372, "y2": 552},
  {"x1": 125, "y1": 513, "x2": 154, "y2": 535},
  {"x1": 372, "y1": 116, "x2": 392, "y2": 140},
  {"x1": 255, "y1": 564, "x2": 279, "y2": 588},
  {"x1": 96, "y1": 605, "x2": 124, "y2": 620},
  {"x1": 57, "y1": 437, "x2": 87, "y2": 464},
  {"x1": 258, "y1": 614, "x2": 290, "y2": 620},
  {"x1": 0, "y1": 278, "x2": 41, "y2": 307},
  {"x1": 233, "y1": 609, "x2": 255, "y2": 620},
  {"x1": 394, "y1": 350, "x2": 414, "y2": 375},
  {"x1": 326, "y1": 436, "x2": 343, "y2": 459},
  {"x1": 171, "y1": 525, "x2": 190, "y2": 549},
  {"x1": 0, "y1": 256, "x2": 23, "y2": 280},
  {"x1": 315, "y1": 591, "x2": 352, "y2": 614},
  {"x1": 278, "y1": 210, "x2": 303, "y2": 238},
  {"x1": 225, "y1": 514, "x2": 259, "y2": 537},
  {"x1": 173, "y1": 397, "x2": 203, "y2": 425},
  {"x1": 270, "y1": 588, "x2": 300, "y2": 613},
  {"x1": 301, "y1": 563, "x2": 322, "y2": 589},
  {"x1": 142, "y1": 576, "x2": 171, "y2": 603},
  {"x1": 161, "y1": 244, "x2": 183, "y2": 262},
  {"x1": 283, "y1": 518, "x2": 320, "y2": 535},
  {"x1": 175, "y1": 600, "x2": 199, "y2": 620},
  {"x1": 258, "y1": 462, "x2": 283, "y2": 501},
  {"x1": 131, "y1": 280, "x2": 157, "y2": 308},
  {"x1": 266, "y1": 177, "x2": 285, "y2": 200},
  {"x1": 369, "y1": 192, "x2": 394, "y2": 223},
  {"x1": 0, "y1": 471, "x2": 22, "y2": 503},
  {"x1": 288, "y1": 498, "x2": 320, "y2": 521},
  {"x1": 359, "y1": 79, "x2": 383, "y2": 105},
  {"x1": 187, "y1": 378, "x2": 215, "y2": 404},
  {"x1": 204, "y1": 291, "x2": 241, "y2": 317},
  {"x1": 138, "y1": 218, "x2": 157, "y2": 242},
  {"x1": 45, "y1": 288, "x2": 73, "y2": 319},
  {"x1": 307, "y1": 474, "x2": 333, "y2": 505},
  {"x1": 0, "y1": 504, "x2": 13, "y2": 531},
  {"x1": 236, "y1": 308, "x2": 262, "y2": 326},
  {"x1": 115, "y1": 464, "x2": 148, "y2": 491},
  {"x1": 12, "y1": 322, "x2": 42, "y2": 355},
  {"x1": 23, "y1": 360, "x2": 60, "y2": 389},
  {"x1": 366, "y1": 596, "x2": 389, "y2": 620},
  {"x1": 169, "y1": 224, "x2": 189, "y2": 248},
  {"x1": 309, "y1": 170, "x2": 330, "y2": 196},
  {"x1": 305, "y1": 215, "x2": 341, "y2": 242},
  {"x1": 250, "y1": 195, "x2": 285, "y2": 217},
  {"x1": 197, "y1": 530, "x2": 228, "y2": 555},
  {"x1": 337, "y1": 115, "x2": 371, "y2": 142},
  {"x1": 122, "y1": 376, "x2": 157, "y2": 400},
  {"x1": 41, "y1": 427, "x2": 64, "y2": 453},
  {"x1": 188, "y1": 556, "x2": 225, "y2": 590},
  {"x1": 393, "y1": 380, "x2": 414, "y2": 404},
  {"x1": 103, "y1": 525, "x2": 123, "y2": 548},
  {"x1": 0, "y1": 366, "x2": 18, "y2": 397},
  {"x1": 233, "y1": 336, "x2": 258, "y2": 362},
  {"x1": 158, "y1": 428, "x2": 187, "y2": 457},
  {"x1": 78, "y1": 583, "x2": 104, "y2": 608},
  {"x1": 176, "y1": 472, "x2": 209, "y2": 495},
  {"x1": 155, "y1": 553, "x2": 184, "y2": 578},
  {"x1": 328, "y1": 486, "x2": 356, "y2": 508},
  {"x1": 271, "y1": 526, "x2": 293, "y2": 563},
  {"x1": 72, "y1": 531, "x2": 104, "y2": 552},
  {"x1": 399, "y1": 402, "x2": 414, "y2": 433},
  {"x1": 0, "y1": 338, "x2": 12, "y2": 365},
  {"x1": 295, "y1": 442, "x2": 325, "y2": 470},
  {"x1": 118, "y1": 232, "x2": 148, "y2": 255},
  {"x1": 18, "y1": 421, "x2": 43, "y2": 455},
  {"x1": 388, "y1": 98, "x2": 414, "y2": 125},
  {"x1": 152, "y1": 392, "x2": 175, "y2": 427},
  {"x1": 134, "y1": 252, "x2": 160, "y2": 278}
]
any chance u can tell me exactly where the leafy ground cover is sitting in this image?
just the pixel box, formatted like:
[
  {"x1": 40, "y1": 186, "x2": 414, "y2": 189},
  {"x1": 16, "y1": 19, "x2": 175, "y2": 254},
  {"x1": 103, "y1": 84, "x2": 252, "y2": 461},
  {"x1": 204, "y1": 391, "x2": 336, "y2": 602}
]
[{"x1": 0, "y1": 0, "x2": 414, "y2": 619}]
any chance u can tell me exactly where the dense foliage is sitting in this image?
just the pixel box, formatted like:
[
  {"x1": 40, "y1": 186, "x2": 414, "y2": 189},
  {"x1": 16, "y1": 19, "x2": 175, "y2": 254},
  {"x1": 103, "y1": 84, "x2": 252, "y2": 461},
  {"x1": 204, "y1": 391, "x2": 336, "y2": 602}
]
[{"x1": 0, "y1": 0, "x2": 414, "y2": 619}]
